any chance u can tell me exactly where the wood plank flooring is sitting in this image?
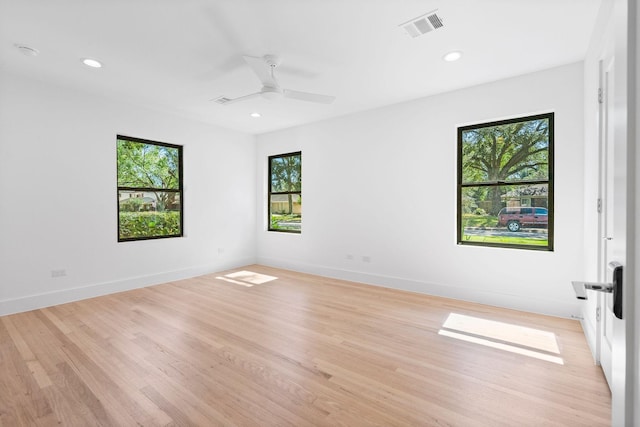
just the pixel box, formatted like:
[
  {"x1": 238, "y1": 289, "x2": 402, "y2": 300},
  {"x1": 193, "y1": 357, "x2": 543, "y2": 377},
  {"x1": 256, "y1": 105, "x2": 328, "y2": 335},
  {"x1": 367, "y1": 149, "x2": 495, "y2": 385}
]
[{"x1": 0, "y1": 265, "x2": 610, "y2": 426}]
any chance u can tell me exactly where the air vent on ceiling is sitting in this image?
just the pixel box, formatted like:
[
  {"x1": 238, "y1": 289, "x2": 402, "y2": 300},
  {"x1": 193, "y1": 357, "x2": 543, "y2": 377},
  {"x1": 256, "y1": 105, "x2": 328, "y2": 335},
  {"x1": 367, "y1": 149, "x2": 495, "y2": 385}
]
[
  {"x1": 399, "y1": 10, "x2": 444, "y2": 38},
  {"x1": 212, "y1": 96, "x2": 232, "y2": 105}
]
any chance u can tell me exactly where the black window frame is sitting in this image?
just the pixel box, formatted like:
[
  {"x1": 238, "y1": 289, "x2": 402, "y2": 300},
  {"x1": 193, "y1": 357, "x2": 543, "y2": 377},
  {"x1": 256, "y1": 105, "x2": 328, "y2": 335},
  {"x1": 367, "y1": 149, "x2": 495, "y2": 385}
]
[
  {"x1": 268, "y1": 151, "x2": 302, "y2": 234},
  {"x1": 116, "y1": 135, "x2": 184, "y2": 242},
  {"x1": 457, "y1": 113, "x2": 554, "y2": 251}
]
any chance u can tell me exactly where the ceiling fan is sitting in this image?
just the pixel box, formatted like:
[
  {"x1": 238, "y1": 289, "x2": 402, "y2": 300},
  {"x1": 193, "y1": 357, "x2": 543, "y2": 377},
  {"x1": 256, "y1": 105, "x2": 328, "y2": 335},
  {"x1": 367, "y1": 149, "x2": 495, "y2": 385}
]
[{"x1": 213, "y1": 55, "x2": 335, "y2": 105}]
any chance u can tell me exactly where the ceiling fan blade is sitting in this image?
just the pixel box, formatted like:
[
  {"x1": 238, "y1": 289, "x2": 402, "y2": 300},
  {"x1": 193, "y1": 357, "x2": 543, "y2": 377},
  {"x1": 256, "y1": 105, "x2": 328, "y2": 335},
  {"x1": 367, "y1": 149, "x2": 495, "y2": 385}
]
[
  {"x1": 243, "y1": 55, "x2": 277, "y2": 87},
  {"x1": 283, "y1": 89, "x2": 335, "y2": 104},
  {"x1": 212, "y1": 92, "x2": 261, "y2": 105}
]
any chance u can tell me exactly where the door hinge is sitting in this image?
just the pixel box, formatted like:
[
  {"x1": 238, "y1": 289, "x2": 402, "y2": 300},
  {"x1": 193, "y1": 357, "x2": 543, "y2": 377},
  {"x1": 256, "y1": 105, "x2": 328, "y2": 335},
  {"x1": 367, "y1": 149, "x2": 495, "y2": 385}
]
[
  {"x1": 598, "y1": 87, "x2": 603, "y2": 104},
  {"x1": 597, "y1": 198, "x2": 602, "y2": 213},
  {"x1": 596, "y1": 306, "x2": 601, "y2": 322}
]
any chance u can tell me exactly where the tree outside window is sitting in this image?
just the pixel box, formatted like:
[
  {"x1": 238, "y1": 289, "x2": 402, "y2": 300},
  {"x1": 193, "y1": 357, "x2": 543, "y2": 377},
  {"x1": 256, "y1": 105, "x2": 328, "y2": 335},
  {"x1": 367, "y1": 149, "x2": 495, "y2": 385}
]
[
  {"x1": 268, "y1": 152, "x2": 301, "y2": 233},
  {"x1": 117, "y1": 135, "x2": 183, "y2": 241},
  {"x1": 457, "y1": 113, "x2": 554, "y2": 250}
]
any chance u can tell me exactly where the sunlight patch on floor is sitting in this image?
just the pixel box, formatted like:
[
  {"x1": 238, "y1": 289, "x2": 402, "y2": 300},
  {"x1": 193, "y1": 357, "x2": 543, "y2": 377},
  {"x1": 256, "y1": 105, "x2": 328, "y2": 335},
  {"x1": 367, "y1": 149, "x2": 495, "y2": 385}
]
[
  {"x1": 216, "y1": 271, "x2": 278, "y2": 287},
  {"x1": 439, "y1": 313, "x2": 564, "y2": 365}
]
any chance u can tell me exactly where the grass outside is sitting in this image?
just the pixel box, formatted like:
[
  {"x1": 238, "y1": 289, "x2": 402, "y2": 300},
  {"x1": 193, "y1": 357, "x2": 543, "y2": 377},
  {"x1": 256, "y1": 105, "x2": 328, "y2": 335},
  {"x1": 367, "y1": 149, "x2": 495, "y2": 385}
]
[
  {"x1": 461, "y1": 234, "x2": 548, "y2": 246},
  {"x1": 461, "y1": 213, "x2": 548, "y2": 246}
]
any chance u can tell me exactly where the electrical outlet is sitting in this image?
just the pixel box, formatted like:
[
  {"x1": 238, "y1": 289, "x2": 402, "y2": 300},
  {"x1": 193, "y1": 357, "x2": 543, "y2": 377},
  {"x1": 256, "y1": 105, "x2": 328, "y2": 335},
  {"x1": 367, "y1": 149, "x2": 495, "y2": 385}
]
[
  {"x1": 51, "y1": 269, "x2": 66, "y2": 278},
  {"x1": 218, "y1": 247, "x2": 225, "y2": 255},
  {"x1": 346, "y1": 254, "x2": 353, "y2": 260},
  {"x1": 362, "y1": 256, "x2": 371, "y2": 263}
]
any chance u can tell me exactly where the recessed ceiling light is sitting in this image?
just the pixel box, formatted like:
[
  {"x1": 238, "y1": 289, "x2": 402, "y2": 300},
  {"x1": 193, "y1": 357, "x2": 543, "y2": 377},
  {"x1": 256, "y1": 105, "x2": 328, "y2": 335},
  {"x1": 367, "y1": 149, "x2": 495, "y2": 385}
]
[
  {"x1": 443, "y1": 51, "x2": 462, "y2": 62},
  {"x1": 82, "y1": 58, "x2": 103, "y2": 68},
  {"x1": 250, "y1": 112, "x2": 261, "y2": 118},
  {"x1": 15, "y1": 44, "x2": 39, "y2": 57}
]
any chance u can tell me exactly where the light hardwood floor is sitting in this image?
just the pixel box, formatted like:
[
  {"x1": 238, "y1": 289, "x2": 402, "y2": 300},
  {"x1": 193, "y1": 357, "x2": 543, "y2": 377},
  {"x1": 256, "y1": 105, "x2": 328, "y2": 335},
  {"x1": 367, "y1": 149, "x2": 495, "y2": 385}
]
[{"x1": 0, "y1": 265, "x2": 610, "y2": 426}]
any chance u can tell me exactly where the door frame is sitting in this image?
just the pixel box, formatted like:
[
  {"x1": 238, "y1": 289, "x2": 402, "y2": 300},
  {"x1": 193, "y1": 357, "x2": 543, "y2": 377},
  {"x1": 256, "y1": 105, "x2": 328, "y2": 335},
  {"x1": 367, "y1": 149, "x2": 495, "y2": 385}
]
[
  {"x1": 609, "y1": 0, "x2": 636, "y2": 424},
  {"x1": 584, "y1": 0, "x2": 636, "y2": 423},
  {"x1": 632, "y1": 0, "x2": 639, "y2": 417}
]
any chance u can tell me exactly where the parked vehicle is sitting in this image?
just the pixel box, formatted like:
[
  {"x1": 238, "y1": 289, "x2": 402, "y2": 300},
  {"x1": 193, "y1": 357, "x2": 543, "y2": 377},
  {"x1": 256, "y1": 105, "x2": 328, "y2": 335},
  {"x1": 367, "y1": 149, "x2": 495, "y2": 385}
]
[{"x1": 497, "y1": 207, "x2": 548, "y2": 232}]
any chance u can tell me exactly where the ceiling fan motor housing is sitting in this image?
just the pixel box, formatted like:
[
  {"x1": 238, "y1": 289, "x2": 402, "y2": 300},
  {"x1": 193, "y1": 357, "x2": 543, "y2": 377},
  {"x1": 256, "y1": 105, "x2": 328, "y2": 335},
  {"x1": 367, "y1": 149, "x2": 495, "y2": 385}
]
[
  {"x1": 213, "y1": 54, "x2": 335, "y2": 105},
  {"x1": 263, "y1": 55, "x2": 281, "y2": 68},
  {"x1": 261, "y1": 85, "x2": 283, "y2": 100}
]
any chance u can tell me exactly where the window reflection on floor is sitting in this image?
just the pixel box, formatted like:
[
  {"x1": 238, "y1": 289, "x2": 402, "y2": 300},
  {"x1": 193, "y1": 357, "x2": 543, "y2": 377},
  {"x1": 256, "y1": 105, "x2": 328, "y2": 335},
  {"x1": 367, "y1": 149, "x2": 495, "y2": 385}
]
[
  {"x1": 439, "y1": 313, "x2": 564, "y2": 365},
  {"x1": 215, "y1": 270, "x2": 278, "y2": 287}
]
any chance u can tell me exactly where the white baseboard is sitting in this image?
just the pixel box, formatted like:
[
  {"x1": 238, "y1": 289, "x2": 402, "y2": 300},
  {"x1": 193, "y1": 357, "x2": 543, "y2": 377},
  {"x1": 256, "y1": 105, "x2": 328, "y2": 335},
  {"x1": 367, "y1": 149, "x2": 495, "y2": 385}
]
[
  {"x1": 257, "y1": 256, "x2": 580, "y2": 318},
  {"x1": 2, "y1": 256, "x2": 579, "y2": 319},
  {"x1": 0, "y1": 257, "x2": 256, "y2": 316}
]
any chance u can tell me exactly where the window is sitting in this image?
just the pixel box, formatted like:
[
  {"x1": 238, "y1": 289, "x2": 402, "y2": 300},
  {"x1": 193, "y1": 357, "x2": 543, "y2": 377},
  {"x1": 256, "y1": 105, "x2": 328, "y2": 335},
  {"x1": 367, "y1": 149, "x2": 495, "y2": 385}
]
[
  {"x1": 117, "y1": 135, "x2": 183, "y2": 241},
  {"x1": 457, "y1": 113, "x2": 553, "y2": 250},
  {"x1": 268, "y1": 151, "x2": 301, "y2": 233}
]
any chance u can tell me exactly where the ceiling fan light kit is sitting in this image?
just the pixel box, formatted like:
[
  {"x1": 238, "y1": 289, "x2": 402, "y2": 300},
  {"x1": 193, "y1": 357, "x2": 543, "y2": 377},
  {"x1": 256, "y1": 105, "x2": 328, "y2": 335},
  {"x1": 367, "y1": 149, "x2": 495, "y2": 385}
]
[{"x1": 214, "y1": 54, "x2": 335, "y2": 106}]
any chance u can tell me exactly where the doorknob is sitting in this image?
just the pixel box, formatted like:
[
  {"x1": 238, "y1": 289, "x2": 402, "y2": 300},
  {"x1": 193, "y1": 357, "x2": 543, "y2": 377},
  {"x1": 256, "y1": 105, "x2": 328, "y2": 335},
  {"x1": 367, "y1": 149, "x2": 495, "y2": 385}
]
[
  {"x1": 571, "y1": 281, "x2": 612, "y2": 298},
  {"x1": 571, "y1": 262, "x2": 623, "y2": 319}
]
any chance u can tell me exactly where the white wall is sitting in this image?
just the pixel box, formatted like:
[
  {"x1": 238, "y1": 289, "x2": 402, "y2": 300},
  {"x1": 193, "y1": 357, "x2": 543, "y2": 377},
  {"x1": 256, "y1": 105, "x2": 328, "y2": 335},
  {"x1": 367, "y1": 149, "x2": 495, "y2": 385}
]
[
  {"x1": 0, "y1": 70, "x2": 257, "y2": 315},
  {"x1": 256, "y1": 62, "x2": 585, "y2": 317},
  {"x1": 0, "y1": 63, "x2": 587, "y2": 318}
]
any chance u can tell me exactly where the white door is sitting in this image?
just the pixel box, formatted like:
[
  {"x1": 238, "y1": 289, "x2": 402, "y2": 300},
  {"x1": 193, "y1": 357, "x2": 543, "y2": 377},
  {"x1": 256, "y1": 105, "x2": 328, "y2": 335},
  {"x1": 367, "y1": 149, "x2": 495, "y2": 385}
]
[
  {"x1": 590, "y1": 11, "x2": 632, "y2": 421},
  {"x1": 597, "y1": 55, "x2": 615, "y2": 387},
  {"x1": 598, "y1": 8, "x2": 631, "y2": 423}
]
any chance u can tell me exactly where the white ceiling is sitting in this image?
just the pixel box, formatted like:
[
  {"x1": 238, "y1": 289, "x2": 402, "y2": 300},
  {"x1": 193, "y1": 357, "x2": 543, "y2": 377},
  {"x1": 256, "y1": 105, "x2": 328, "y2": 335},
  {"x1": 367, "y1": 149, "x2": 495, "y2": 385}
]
[{"x1": 0, "y1": 0, "x2": 601, "y2": 135}]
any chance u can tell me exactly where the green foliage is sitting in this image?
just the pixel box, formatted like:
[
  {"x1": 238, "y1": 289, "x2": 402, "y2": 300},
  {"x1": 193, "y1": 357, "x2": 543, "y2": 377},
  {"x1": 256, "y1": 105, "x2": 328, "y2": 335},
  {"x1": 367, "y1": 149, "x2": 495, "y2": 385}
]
[
  {"x1": 461, "y1": 117, "x2": 550, "y2": 215},
  {"x1": 119, "y1": 211, "x2": 181, "y2": 239},
  {"x1": 117, "y1": 139, "x2": 180, "y2": 189},
  {"x1": 120, "y1": 197, "x2": 146, "y2": 212},
  {"x1": 461, "y1": 192, "x2": 477, "y2": 214},
  {"x1": 271, "y1": 154, "x2": 301, "y2": 193},
  {"x1": 270, "y1": 153, "x2": 301, "y2": 216},
  {"x1": 461, "y1": 214, "x2": 498, "y2": 228},
  {"x1": 270, "y1": 214, "x2": 301, "y2": 231},
  {"x1": 461, "y1": 187, "x2": 496, "y2": 215},
  {"x1": 117, "y1": 138, "x2": 181, "y2": 212},
  {"x1": 461, "y1": 118, "x2": 549, "y2": 184}
]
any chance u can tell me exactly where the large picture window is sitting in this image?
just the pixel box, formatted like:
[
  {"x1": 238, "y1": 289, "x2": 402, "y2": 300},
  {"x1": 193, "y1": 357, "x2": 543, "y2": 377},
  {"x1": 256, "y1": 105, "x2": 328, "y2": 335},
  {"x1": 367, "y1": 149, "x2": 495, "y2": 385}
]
[
  {"x1": 117, "y1": 135, "x2": 183, "y2": 241},
  {"x1": 268, "y1": 151, "x2": 301, "y2": 233},
  {"x1": 457, "y1": 113, "x2": 553, "y2": 250}
]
